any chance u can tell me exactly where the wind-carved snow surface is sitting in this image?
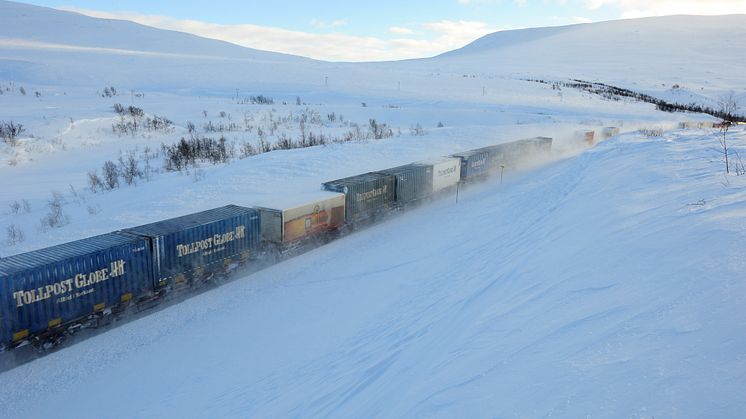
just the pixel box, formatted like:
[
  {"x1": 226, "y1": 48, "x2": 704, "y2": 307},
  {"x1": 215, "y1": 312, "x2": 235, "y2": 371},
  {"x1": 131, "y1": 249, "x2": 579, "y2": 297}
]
[{"x1": 1, "y1": 129, "x2": 745, "y2": 418}]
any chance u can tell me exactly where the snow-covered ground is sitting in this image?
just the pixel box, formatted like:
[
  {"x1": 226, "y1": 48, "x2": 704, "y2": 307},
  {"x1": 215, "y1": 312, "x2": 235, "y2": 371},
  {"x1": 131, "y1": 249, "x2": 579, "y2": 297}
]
[
  {"x1": 2, "y1": 128, "x2": 745, "y2": 418},
  {"x1": 1, "y1": 1, "x2": 746, "y2": 416}
]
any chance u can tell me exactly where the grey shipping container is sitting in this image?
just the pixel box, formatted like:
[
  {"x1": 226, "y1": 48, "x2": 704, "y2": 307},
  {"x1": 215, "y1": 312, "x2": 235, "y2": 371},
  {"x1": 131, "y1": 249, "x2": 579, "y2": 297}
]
[
  {"x1": 376, "y1": 163, "x2": 433, "y2": 205},
  {"x1": 322, "y1": 173, "x2": 396, "y2": 223},
  {"x1": 122, "y1": 205, "x2": 260, "y2": 288},
  {"x1": 0, "y1": 232, "x2": 153, "y2": 347}
]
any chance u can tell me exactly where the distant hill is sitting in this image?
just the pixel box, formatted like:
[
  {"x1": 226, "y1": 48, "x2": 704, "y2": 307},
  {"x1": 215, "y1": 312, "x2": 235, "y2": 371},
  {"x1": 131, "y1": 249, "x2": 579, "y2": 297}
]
[
  {"x1": 429, "y1": 14, "x2": 746, "y2": 93},
  {"x1": 0, "y1": 0, "x2": 310, "y2": 62}
]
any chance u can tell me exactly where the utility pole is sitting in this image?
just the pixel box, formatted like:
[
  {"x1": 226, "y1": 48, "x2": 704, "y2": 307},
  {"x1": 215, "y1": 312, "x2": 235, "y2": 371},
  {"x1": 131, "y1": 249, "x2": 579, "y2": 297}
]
[{"x1": 500, "y1": 165, "x2": 505, "y2": 184}]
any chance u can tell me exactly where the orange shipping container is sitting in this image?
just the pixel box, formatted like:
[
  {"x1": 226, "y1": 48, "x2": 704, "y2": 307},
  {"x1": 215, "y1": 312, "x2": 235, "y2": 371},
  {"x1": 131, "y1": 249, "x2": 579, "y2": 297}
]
[{"x1": 256, "y1": 191, "x2": 345, "y2": 245}]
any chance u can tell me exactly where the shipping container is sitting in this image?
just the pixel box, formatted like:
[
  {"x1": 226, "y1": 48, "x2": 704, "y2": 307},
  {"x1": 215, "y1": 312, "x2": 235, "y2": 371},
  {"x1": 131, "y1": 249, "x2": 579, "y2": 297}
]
[
  {"x1": 0, "y1": 233, "x2": 153, "y2": 347},
  {"x1": 574, "y1": 130, "x2": 596, "y2": 146},
  {"x1": 122, "y1": 205, "x2": 260, "y2": 289},
  {"x1": 450, "y1": 148, "x2": 492, "y2": 180},
  {"x1": 416, "y1": 157, "x2": 461, "y2": 193},
  {"x1": 376, "y1": 163, "x2": 433, "y2": 205},
  {"x1": 255, "y1": 191, "x2": 345, "y2": 245},
  {"x1": 601, "y1": 127, "x2": 620, "y2": 139},
  {"x1": 527, "y1": 136, "x2": 553, "y2": 154},
  {"x1": 322, "y1": 173, "x2": 396, "y2": 223}
]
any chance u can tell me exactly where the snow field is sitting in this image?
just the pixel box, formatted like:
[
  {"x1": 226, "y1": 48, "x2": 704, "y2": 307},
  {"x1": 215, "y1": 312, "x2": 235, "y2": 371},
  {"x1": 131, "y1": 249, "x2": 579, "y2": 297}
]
[{"x1": 1, "y1": 128, "x2": 745, "y2": 417}]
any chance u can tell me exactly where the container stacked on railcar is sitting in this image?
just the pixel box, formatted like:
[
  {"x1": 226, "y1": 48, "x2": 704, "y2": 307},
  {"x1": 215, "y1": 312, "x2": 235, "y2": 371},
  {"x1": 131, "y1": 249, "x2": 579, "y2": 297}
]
[
  {"x1": 417, "y1": 157, "x2": 461, "y2": 193},
  {"x1": 0, "y1": 233, "x2": 153, "y2": 349},
  {"x1": 601, "y1": 127, "x2": 620, "y2": 139},
  {"x1": 322, "y1": 173, "x2": 396, "y2": 224},
  {"x1": 122, "y1": 205, "x2": 260, "y2": 290},
  {"x1": 255, "y1": 191, "x2": 345, "y2": 247},
  {"x1": 450, "y1": 148, "x2": 492, "y2": 181},
  {"x1": 375, "y1": 163, "x2": 433, "y2": 206}
]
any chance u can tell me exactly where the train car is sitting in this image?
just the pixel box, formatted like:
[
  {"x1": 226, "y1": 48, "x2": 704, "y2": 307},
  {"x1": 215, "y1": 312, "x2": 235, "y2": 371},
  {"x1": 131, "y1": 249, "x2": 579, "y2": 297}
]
[
  {"x1": 415, "y1": 157, "x2": 461, "y2": 193},
  {"x1": 0, "y1": 233, "x2": 154, "y2": 350},
  {"x1": 375, "y1": 163, "x2": 433, "y2": 205},
  {"x1": 322, "y1": 173, "x2": 396, "y2": 224},
  {"x1": 122, "y1": 205, "x2": 260, "y2": 290},
  {"x1": 255, "y1": 191, "x2": 345, "y2": 248}
]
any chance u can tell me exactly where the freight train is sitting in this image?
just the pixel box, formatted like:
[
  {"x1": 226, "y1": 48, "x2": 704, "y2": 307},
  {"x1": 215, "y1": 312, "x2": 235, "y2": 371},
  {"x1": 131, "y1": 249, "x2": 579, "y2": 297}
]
[{"x1": 0, "y1": 136, "x2": 552, "y2": 353}]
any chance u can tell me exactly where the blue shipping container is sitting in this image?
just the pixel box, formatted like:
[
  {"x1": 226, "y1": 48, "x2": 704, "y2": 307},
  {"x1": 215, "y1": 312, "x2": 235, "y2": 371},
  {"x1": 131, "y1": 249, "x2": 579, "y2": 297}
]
[
  {"x1": 450, "y1": 149, "x2": 493, "y2": 180},
  {"x1": 122, "y1": 205, "x2": 260, "y2": 288},
  {"x1": 0, "y1": 233, "x2": 153, "y2": 346}
]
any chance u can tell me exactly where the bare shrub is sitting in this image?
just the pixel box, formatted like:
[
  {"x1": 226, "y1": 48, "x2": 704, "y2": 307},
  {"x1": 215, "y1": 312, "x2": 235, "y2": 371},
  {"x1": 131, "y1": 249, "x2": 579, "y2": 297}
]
[
  {"x1": 410, "y1": 123, "x2": 425, "y2": 136},
  {"x1": 369, "y1": 119, "x2": 394, "y2": 139},
  {"x1": 41, "y1": 191, "x2": 69, "y2": 229},
  {"x1": 88, "y1": 171, "x2": 104, "y2": 192},
  {"x1": 87, "y1": 204, "x2": 102, "y2": 215},
  {"x1": 6, "y1": 224, "x2": 25, "y2": 245},
  {"x1": 0, "y1": 121, "x2": 25, "y2": 146},
  {"x1": 240, "y1": 141, "x2": 257, "y2": 158},
  {"x1": 102, "y1": 160, "x2": 120, "y2": 189},
  {"x1": 119, "y1": 152, "x2": 143, "y2": 185}
]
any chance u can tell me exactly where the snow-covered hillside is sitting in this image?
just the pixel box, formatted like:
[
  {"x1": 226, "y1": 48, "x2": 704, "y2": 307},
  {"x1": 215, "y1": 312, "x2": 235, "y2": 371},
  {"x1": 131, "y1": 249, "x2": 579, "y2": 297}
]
[{"x1": 2, "y1": 128, "x2": 745, "y2": 418}]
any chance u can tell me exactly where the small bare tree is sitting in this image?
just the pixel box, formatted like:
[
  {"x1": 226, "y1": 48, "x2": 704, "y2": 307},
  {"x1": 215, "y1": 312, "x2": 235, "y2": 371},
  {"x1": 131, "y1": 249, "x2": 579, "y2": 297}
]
[
  {"x1": 102, "y1": 160, "x2": 120, "y2": 189},
  {"x1": 718, "y1": 91, "x2": 739, "y2": 174},
  {"x1": 88, "y1": 170, "x2": 105, "y2": 192},
  {"x1": 6, "y1": 224, "x2": 25, "y2": 245},
  {"x1": 41, "y1": 191, "x2": 69, "y2": 229}
]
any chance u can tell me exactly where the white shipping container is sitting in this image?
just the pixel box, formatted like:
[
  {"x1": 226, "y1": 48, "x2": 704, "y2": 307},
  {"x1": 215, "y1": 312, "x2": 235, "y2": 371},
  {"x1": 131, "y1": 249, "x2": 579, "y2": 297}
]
[{"x1": 419, "y1": 157, "x2": 462, "y2": 192}]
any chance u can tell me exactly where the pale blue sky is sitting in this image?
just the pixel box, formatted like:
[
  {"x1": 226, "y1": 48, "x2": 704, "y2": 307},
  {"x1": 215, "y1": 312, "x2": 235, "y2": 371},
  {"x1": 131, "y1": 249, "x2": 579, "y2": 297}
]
[{"x1": 20, "y1": 0, "x2": 746, "y2": 61}]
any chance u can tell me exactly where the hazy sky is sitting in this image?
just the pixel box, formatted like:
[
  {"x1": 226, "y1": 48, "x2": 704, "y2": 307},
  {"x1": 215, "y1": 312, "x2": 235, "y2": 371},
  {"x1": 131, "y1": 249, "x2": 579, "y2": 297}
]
[{"x1": 21, "y1": 0, "x2": 746, "y2": 61}]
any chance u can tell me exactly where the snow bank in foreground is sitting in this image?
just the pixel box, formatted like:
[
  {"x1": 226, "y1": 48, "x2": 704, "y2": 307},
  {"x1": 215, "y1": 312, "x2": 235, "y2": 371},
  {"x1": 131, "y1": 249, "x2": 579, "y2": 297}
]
[{"x1": 1, "y1": 128, "x2": 745, "y2": 418}]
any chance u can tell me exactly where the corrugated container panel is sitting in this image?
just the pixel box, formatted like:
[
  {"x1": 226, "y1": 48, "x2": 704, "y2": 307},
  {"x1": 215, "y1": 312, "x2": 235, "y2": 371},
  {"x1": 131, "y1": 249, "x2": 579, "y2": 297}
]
[
  {"x1": 122, "y1": 205, "x2": 260, "y2": 286},
  {"x1": 417, "y1": 157, "x2": 461, "y2": 193},
  {"x1": 257, "y1": 208, "x2": 283, "y2": 244},
  {"x1": 450, "y1": 148, "x2": 492, "y2": 180},
  {"x1": 322, "y1": 173, "x2": 396, "y2": 223},
  {"x1": 533, "y1": 136, "x2": 553, "y2": 153},
  {"x1": 376, "y1": 164, "x2": 433, "y2": 205},
  {"x1": 256, "y1": 191, "x2": 345, "y2": 244},
  {"x1": 0, "y1": 233, "x2": 153, "y2": 346}
]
